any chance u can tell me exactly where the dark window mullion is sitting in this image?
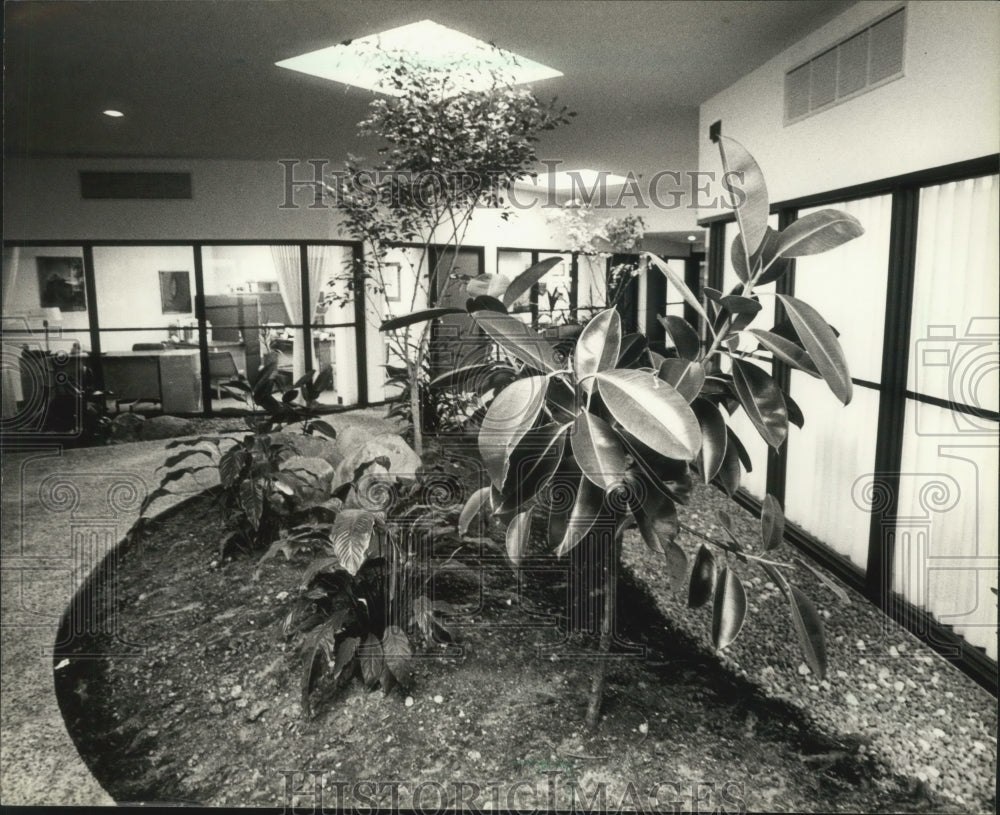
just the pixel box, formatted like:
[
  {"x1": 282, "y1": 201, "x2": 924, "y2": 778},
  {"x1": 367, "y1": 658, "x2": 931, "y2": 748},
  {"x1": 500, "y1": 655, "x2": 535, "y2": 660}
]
[
  {"x1": 767, "y1": 208, "x2": 798, "y2": 505},
  {"x1": 81, "y1": 245, "x2": 104, "y2": 391},
  {"x1": 193, "y1": 244, "x2": 213, "y2": 416},
  {"x1": 865, "y1": 185, "x2": 920, "y2": 604},
  {"x1": 352, "y1": 243, "x2": 368, "y2": 406}
]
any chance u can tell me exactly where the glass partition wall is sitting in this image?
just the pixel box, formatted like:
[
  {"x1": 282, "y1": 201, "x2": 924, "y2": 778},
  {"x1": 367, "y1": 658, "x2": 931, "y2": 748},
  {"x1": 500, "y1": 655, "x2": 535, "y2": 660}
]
[
  {"x1": 1, "y1": 245, "x2": 91, "y2": 435},
  {"x1": 1, "y1": 240, "x2": 363, "y2": 423},
  {"x1": 703, "y1": 160, "x2": 999, "y2": 688}
]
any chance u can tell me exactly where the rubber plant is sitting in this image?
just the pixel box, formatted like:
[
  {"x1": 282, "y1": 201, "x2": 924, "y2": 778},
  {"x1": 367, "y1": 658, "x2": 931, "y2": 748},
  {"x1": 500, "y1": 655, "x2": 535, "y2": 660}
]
[{"x1": 389, "y1": 134, "x2": 865, "y2": 728}]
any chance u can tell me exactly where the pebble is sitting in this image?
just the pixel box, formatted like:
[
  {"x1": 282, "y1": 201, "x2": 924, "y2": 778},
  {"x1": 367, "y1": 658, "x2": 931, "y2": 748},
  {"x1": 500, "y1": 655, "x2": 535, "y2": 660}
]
[
  {"x1": 433, "y1": 695, "x2": 444, "y2": 704},
  {"x1": 888, "y1": 646, "x2": 899, "y2": 657},
  {"x1": 844, "y1": 693, "x2": 859, "y2": 706},
  {"x1": 468, "y1": 750, "x2": 482, "y2": 761},
  {"x1": 231, "y1": 685, "x2": 243, "y2": 698},
  {"x1": 209, "y1": 704, "x2": 224, "y2": 715},
  {"x1": 855, "y1": 639, "x2": 866, "y2": 651},
  {"x1": 918, "y1": 738, "x2": 931, "y2": 751},
  {"x1": 235, "y1": 698, "x2": 248, "y2": 709},
  {"x1": 893, "y1": 681, "x2": 905, "y2": 693},
  {"x1": 639, "y1": 723, "x2": 648, "y2": 735},
  {"x1": 797, "y1": 663, "x2": 810, "y2": 676},
  {"x1": 405, "y1": 696, "x2": 414, "y2": 707},
  {"x1": 275, "y1": 591, "x2": 289, "y2": 601}
]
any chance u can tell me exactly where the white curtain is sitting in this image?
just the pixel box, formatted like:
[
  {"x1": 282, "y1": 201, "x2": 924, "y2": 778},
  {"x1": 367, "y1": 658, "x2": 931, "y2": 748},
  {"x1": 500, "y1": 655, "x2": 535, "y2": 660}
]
[
  {"x1": 270, "y1": 245, "x2": 304, "y2": 384},
  {"x1": 893, "y1": 175, "x2": 1000, "y2": 661}
]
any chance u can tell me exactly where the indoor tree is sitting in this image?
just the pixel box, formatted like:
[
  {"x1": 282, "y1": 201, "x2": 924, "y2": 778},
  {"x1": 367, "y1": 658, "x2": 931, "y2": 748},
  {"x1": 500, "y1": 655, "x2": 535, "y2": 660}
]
[
  {"x1": 393, "y1": 133, "x2": 865, "y2": 728},
  {"x1": 331, "y1": 44, "x2": 573, "y2": 454}
]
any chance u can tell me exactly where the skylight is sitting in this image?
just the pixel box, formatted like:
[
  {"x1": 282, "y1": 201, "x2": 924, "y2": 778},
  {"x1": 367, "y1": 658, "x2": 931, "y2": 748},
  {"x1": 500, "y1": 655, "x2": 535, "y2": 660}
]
[{"x1": 275, "y1": 19, "x2": 562, "y2": 96}]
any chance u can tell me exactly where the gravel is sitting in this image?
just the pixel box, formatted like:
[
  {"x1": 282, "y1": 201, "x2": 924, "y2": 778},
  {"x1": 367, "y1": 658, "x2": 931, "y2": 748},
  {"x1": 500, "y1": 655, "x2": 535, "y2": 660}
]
[{"x1": 621, "y1": 482, "x2": 997, "y2": 813}]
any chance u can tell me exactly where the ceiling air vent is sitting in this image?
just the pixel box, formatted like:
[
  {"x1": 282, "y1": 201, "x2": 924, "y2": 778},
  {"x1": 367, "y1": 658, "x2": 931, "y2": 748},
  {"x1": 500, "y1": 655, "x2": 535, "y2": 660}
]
[
  {"x1": 784, "y1": 6, "x2": 905, "y2": 125},
  {"x1": 79, "y1": 171, "x2": 192, "y2": 199}
]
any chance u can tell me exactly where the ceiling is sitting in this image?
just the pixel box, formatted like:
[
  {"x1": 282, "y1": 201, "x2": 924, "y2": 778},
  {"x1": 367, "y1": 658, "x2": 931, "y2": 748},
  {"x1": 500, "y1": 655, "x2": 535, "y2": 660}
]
[{"x1": 4, "y1": 0, "x2": 856, "y2": 169}]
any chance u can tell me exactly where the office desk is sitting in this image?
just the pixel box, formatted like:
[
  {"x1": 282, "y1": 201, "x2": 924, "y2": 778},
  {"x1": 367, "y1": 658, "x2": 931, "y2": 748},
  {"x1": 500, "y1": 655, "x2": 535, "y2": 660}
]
[{"x1": 102, "y1": 350, "x2": 202, "y2": 413}]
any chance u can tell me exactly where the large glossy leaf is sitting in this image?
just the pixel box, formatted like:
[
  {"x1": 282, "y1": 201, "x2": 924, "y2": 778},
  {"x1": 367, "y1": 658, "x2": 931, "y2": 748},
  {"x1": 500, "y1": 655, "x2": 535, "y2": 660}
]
[
  {"x1": 380, "y1": 308, "x2": 466, "y2": 332},
  {"x1": 658, "y1": 315, "x2": 701, "y2": 361},
  {"x1": 467, "y1": 295, "x2": 507, "y2": 313},
  {"x1": 776, "y1": 295, "x2": 852, "y2": 405},
  {"x1": 712, "y1": 567, "x2": 748, "y2": 650},
  {"x1": 617, "y1": 333, "x2": 647, "y2": 368},
  {"x1": 730, "y1": 234, "x2": 751, "y2": 283},
  {"x1": 617, "y1": 430, "x2": 693, "y2": 505},
  {"x1": 478, "y1": 375, "x2": 548, "y2": 489},
  {"x1": 719, "y1": 295, "x2": 762, "y2": 315},
  {"x1": 760, "y1": 494, "x2": 784, "y2": 551},
  {"x1": 751, "y1": 228, "x2": 792, "y2": 286},
  {"x1": 330, "y1": 509, "x2": 376, "y2": 575},
  {"x1": 502, "y1": 256, "x2": 565, "y2": 307},
  {"x1": 496, "y1": 422, "x2": 569, "y2": 515},
  {"x1": 630, "y1": 479, "x2": 678, "y2": 554},
  {"x1": 239, "y1": 477, "x2": 265, "y2": 529},
  {"x1": 728, "y1": 427, "x2": 753, "y2": 473},
  {"x1": 381, "y1": 625, "x2": 413, "y2": 685},
  {"x1": 657, "y1": 359, "x2": 706, "y2": 403},
  {"x1": 773, "y1": 209, "x2": 864, "y2": 258},
  {"x1": 784, "y1": 389, "x2": 805, "y2": 429},
  {"x1": 474, "y1": 311, "x2": 560, "y2": 373},
  {"x1": 595, "y1": 369, "x2": 702, "y2": 461},
  {"x1": 788, "y1": 584, "x2": 827, "y2": 678},
  {"x1": 718, "y1": 136, "x2": 770, "y2": 257},
  {"x1": 571, "y1": 412, "x2": 628, "y2": 492},
  {"x1": 574, "y1": 308, "x2": 622, "y2": 394},
  {"x1": 712, "y1": 428, "x2": 742, "y2": 497},
  {"x1": 645, "y1": 253, "x2": 712, "y2": 327},
  {"x1": 748, "y1": 329, "x2": 820, "y2": 377},
  {"x1": 691, "y1": 398, "x2": 728, "y2": 483},
  {"x1": 731, "y1": 358, "x2": 788, "y2": 449},
  {"x1": 687, "y1": 544, "x2": 717, "y2": 608},
  {"x1": 555, "y1": 476, "x2": 603, "y2": 557},
  {"x1": 506, "y1": 508, "x2": 533, "y2": 566},
  {"x1": 458, "y1": 486, "x2": 491, "y2": 536},
  {"x1": 358, "y1": 633, "x2": 384, "y2": 689}
]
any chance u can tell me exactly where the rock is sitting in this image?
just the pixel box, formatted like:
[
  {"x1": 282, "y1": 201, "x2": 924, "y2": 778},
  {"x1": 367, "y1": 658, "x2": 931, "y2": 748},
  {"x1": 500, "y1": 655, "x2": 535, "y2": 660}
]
[
  {"x1": 844, "y1": 692, "x2": 860, "y2": 706},
  {"x1": 433, "y1": 694, "x2": 444, "y2": 704},
  {"x1": 278, "y1": 456, "x2": 335, "y2": 500},
  {"x1": 268, "y1": 431, "x2": 343, "y2": 469},
  {"x1": 468, "y1": 750, "x2": 482, "y2": 761},
  {"x1": 209, "y1": 703, "x2": 224, "y2": 715},
  {"x1": 405, "y1": 696, "x2": 414, "y2": 708},
  {"x1": 333, "y1": 433, "x2": 422, "y2": 487},
  {"x1": 140, "y1": 414, "x2": 196, "y2": 440},
  {"x1": 110, "y1": 411, "x2": 145, "y2": 442}
]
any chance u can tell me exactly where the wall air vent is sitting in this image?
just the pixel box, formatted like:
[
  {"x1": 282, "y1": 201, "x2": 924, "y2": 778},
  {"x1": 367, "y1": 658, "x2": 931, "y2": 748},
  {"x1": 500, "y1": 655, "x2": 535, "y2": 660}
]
[
  {"x1": 785, "y1": 6, "x2": 905, "y2": 125},
  {"x1": 79, "y1": 171, "x2": 192, "y2": 199}
]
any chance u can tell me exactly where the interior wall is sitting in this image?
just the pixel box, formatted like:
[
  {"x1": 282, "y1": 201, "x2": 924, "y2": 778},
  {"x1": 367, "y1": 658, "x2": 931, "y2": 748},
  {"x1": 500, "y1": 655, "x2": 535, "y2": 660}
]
[{"x1": 697, "y1": 0, "x2": 1000, "y2": 213}]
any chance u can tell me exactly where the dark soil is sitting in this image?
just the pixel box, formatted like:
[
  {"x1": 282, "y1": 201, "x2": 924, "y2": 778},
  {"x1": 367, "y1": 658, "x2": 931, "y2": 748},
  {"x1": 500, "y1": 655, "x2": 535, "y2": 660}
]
[{"x1": 53, "y1": 486, "x2": 924, "y2": 811}]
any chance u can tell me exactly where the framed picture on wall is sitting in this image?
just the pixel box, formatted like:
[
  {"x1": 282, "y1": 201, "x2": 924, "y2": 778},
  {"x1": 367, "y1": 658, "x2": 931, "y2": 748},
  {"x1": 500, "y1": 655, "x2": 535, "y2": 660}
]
[
  {"x1": 381, "y1": 262, "x2": 401, "y2": 302},
  {"x1": 36, "y1": 256, "x2": 87, "y2": 312},
  {"x1": 159, "y1": 270, "x2": 192, "y2": 313}
]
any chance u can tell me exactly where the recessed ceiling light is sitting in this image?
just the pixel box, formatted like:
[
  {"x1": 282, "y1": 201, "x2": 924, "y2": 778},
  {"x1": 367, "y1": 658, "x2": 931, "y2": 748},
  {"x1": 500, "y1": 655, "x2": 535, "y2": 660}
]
[
  {"x1": 276, "y1": 19, "x2": 561, "y2": 96},
  {"x1": 515, "y1": 169, "x2": 631, "y2": 193},
  {"x1": 103, "y1": 110, "x2": 125, "y2": 118},
  {"x1": 687, "y1": 234, "x2": 698, "y2": 242}
]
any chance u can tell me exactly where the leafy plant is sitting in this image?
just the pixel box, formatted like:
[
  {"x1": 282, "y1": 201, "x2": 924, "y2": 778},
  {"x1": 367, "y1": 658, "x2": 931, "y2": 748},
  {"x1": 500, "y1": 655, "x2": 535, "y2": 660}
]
[
  {"x1": 135, "y1": 364, "x2": 339, "y2": 553},
  {"x1": 330, "y1": 46, "x2": 573, "y2": 454},
  {"x1": 387, "y1": 135, "x2": 863, "y2": 728},
  {"x1": 256, "y1": 454, "x2": 468, "y2": 717}
]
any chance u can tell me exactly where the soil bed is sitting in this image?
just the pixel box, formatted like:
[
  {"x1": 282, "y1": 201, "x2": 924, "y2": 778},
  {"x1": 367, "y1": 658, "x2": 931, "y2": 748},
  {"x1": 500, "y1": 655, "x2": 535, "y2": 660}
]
[{"x1": 54, "y1": 481, "x2": 934, "y2": 811}]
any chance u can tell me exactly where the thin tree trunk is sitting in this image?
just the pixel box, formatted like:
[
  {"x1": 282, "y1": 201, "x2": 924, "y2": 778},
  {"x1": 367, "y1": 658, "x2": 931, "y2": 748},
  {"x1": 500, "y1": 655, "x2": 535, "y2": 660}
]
[
  {"x1": 585, "y1": 532, "x2": 618, "y2": 731},
  {"x1": 409, "y1": 355, "x2": 423, "y2": 456}
]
